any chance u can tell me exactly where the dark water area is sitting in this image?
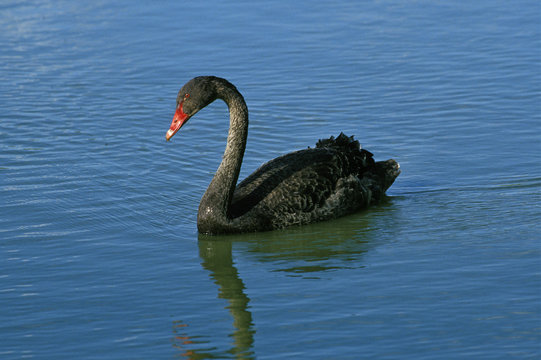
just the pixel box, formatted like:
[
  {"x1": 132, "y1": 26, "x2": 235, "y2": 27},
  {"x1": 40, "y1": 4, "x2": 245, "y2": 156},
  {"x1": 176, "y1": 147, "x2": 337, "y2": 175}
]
[{"x1": 1, "y1": 1, "x2": 540, "y2": 359}]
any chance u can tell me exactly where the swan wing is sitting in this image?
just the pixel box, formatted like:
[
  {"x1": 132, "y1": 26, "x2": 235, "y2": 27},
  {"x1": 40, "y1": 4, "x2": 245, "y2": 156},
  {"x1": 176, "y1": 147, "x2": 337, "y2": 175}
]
[{"x1": 229, "y1": 147, "x2": 363, "y2": 220}]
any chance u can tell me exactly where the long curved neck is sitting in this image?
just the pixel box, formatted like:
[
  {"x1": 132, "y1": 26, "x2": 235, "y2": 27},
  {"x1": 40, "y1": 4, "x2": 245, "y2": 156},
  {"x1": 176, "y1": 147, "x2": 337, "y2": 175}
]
[{"x1": 198, "y1": 81, "x2": 248, "y2": 231}]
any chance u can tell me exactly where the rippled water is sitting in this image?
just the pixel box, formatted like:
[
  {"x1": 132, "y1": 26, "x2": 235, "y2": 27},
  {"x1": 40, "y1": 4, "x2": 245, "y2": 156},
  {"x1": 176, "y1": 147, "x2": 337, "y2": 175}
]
[{"x1": 1, "y1": 1, "x2": 540, "y2": 359}]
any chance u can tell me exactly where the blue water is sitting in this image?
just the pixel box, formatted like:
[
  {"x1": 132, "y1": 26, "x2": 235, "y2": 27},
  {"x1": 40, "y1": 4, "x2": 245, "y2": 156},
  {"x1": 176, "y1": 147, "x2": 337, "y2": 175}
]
[{"x1": 1, "y1": 1, "x2": 540, "y2": 359}]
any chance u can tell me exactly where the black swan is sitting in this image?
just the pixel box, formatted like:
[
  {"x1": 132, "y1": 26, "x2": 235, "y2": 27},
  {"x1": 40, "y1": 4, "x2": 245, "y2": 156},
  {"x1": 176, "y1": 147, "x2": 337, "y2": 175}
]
[{"x1": 166, "y1": 76, "x2": 400, "y2": 235}]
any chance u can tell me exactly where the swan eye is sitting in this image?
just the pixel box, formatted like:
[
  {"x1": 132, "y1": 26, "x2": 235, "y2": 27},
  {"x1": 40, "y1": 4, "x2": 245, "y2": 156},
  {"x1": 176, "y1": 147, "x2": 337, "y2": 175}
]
[{"x1": 184, "y1": 93, "x2": 190, "y2": 100}]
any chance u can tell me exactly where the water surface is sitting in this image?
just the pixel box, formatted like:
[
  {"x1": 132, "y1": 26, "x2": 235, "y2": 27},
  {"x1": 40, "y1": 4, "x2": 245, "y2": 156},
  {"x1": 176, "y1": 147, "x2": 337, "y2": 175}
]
[{"x1": 1, "y1": 1, "x2": 540, "y2": 359}]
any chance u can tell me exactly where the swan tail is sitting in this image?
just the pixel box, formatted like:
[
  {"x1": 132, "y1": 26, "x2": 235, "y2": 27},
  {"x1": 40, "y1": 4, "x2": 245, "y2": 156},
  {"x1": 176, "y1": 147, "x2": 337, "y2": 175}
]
[
  {"x1": 316, "y1": 132, "x2": 399, "y2": 196},
  {"x1": 375, "y1": 159, "x2": 400, "y2": 193}
]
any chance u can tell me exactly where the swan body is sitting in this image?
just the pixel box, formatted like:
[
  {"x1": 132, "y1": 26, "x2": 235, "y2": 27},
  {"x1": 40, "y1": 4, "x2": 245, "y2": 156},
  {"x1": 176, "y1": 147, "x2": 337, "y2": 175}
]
[{"x1": 166, "y1": 76, "x2": 400, "y2": 234}]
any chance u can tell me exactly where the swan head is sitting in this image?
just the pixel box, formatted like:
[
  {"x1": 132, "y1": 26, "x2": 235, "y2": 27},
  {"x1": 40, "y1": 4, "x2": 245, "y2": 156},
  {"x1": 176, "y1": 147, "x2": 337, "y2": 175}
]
[{"x1": 166, "y1": 76, "x2": 219, "y2": 141}]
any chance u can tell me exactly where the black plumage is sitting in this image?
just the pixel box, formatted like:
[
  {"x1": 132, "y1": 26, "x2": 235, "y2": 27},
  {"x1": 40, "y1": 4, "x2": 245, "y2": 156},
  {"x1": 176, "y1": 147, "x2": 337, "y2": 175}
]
[{"x1": 165, "y1": 76, "x2": 400, "y2": 235}]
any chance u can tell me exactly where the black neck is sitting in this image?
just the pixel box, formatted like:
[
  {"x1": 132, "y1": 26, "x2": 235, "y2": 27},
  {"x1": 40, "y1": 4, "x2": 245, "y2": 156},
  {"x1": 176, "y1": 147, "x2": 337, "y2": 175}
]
[{"x1": 198, "y1": 79, "x2": 248, "y2": 230}]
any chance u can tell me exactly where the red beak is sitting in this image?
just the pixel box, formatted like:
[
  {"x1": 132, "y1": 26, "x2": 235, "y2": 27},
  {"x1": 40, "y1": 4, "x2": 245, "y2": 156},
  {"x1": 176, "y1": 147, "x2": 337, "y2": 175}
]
[{"x1": 166, "y1": 103, "x2": 190, "y2": 141}]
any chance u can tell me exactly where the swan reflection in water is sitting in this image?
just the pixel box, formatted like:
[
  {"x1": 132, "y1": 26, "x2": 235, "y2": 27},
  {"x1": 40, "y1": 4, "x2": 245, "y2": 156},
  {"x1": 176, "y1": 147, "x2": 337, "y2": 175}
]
[
  {"x1": 171, "y1": 238, "x2": 255, "y2": 360},
  {"x1": 171, "y1": 204, "x2": 397, "y2": 358}
]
